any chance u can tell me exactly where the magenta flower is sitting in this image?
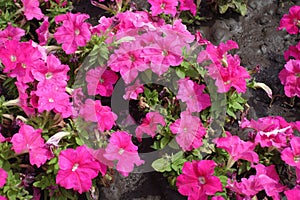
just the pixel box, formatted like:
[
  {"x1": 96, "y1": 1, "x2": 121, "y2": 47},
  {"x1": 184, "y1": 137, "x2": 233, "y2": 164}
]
[
  {"x1": 281, "y1": 136, "x2": 300, "y2": 169},
  {"x1": 198, "y1": 40, "x2": 239, "y2": 66},
  {"x1": 56, "y1": 145, "x2": 101, "y2": 194},
  {"x1": 21, "y1": 0, "x2": 44, "y2": 20},
  {"x1": 228, "y1": 164, "x2": 284, "y2": 200},
  {"x1": 104, "y1": 131, "x2": 144, "y2": 176},
  {"x1": 176, "y1": 78, "x2": 211, "y2": 113},
  {"x1": 135, "y1": 112, "x2": 166, "y2": 141},
  {"x1": 54, "y1": 12, "x2": 91, "y2": 54},
  {"x1": 214, "y1": 132, "x2": 259, "y2": 163},
  {"x1": 0, "y1": 23, "x2": 25, "y2": 44},
  {"x1": 284, "y1": 42, "x2": 300, "y2": 61},
  {"x1": 178, "y1": 0, "x2": 197, "y2": 16},
  {"x1": 79, "y1": 99, "x2": 117, "y2": 132},
  {"x1": 278, "y1": 5, "x2": 300, "y2": 34},
  {"x1": 0, "y1": 40, "x2": 44, "y2": 84},
  {"x1": 148, "y1": 0, "x2": 178, "y2": 17},
  {"x1": 176, "y1": 160, "x2": 223, "y2": 200},
  {"x1": 198, "y1": 40, "x2": 250, "y2": 93},
  {"x1": 36, "y1": 17, "x2": 50, "y2": 46},
  {"x1": 108, "y1": 41, "x2": 148, "y2": 84},
  {"x1": 88, "y1": 148, "x2": 114, "y2": 176},
  {"x1": 123, "y1": 80, "x2": 144, "y2": 100},
  {"x1": 35, "y1": 83, "x2": 72, "y2": 118},
  {"x1": 11, "y1": 124, "x2": 52, "y2": 167},
  {"x1": 170, "y1": 111, "x2": 207, "y2": 151},
  {"x1": 162, "y1": 19, "x2": 195, "y2": 43},
  {"x1": 0, "y1": 133, "x2": 5, "y2": 143},
  {"x1": 240, "y1": 116, "x2": 293, "y2": 148},
  {"x1": 32, "y1": 54, "x2": 69, "y2": 87},
  {"x1": 0, "y1": 168, "x2": 8, "y2": 187},
  {"x1": 86, "y1": 69, "x2": 118, "y2": 97},
  {"x1": 279, "y1": 59, "x2": 300, "y2": 98},
  {"x1": 207, "y1": 55, "x2": 250, "y2": 93},
  {"x1": 254, "y1": 164, "x2": 285, "y2": 200},
  {"x1": 285, "y1": 188, "x2": 300, "y2": 200},
  {"x1": 142, "y1": 32, "x2": 184, "y2": 76},
  {"x1": 0, "y1": 196, "x2": 6, "y2": 200}
]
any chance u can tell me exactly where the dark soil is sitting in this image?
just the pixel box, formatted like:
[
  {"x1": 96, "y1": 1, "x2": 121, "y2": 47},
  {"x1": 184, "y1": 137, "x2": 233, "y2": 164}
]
[{"x1": 71, "y1": 0, "x2": 300, "y2": 199}]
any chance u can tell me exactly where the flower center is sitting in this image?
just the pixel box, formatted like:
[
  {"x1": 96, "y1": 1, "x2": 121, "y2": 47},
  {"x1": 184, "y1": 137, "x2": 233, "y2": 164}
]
[
  {"x1": 198, "y1": 176, "x2": 206, "y2": 184},
  {"x1": 130, "y1": 54, "x2": 135, "y2": 62},
  {"x1": 45, "y1": 72, "x2": 53, "y2": 79},
  {"x1": 21, "y1": 63, "x2": 26, "y2": 69},
  {"x1": 221, "y1": 55, "x2": 228, "y2": 67},
  {"x1": 160, "y1": 3, "x2": 166, "y2": 9},
  {"x1": 75, "y1": 29, "x2": 80, "y2": 36},
  {"x1": 72, "y1": 163, "x2": 79, "y2": 171},
  {"x1": 119, "y1": 148, "x2": 125, "y2": 155},
  {"x1": 162, "y1": 49, "x2": 168, "y2": 56},
  {"x1": 48, "y1": 98, "x2": 54, "y2": 103},
  {"x1": 294, "y1": 155, "x2": 300, "y2": 163},
  {"x1": 10, "y1": 55, "x2": 16, "y2": 62}
]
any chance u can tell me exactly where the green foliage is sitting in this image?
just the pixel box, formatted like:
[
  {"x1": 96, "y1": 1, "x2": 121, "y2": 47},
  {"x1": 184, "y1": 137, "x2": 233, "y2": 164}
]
[
  {"x1": 0, "y1": 1, "x2": 19, "y2": 29},
  {"x1": 151, "y1": 151, "x2": 186, "y2": 174},
  {"x1": 226, "y1": 90, "x2": 247, "y2": 119},
  {"x1": 217, "y1": 0, "x2": 248, "y2": 16},
  {"x1": 1, "y1": 171, "x2": 33, "y2": 200}
]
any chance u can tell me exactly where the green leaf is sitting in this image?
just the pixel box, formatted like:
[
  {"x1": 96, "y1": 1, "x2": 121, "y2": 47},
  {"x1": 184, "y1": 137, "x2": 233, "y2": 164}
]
[
  {"x1": 175, "y1": 68, "x2": 185, "y2": 78},
  {"x1": 152, "y1": 157, "x2": 172, "y2": 172},
  {"x1": 231, "y1": 102, "x2": 244, "y2": 110},
  {"x1": 226, "y1": 108, "x2": 236, "y2": 119}
]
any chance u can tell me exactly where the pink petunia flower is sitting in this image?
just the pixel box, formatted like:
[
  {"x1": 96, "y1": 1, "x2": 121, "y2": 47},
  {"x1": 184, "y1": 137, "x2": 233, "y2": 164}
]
[
  {"x1": 197, "y1": 40, "x2": 250, "y2": 93},
  {"x1": 11, "y1": 124, "x2": 52, "y2": 167},
  {"x1": 176, "y1": 160, "x2": 223, "y2": 200},
  {"x1": 176, "y1": 78, "x2": 211, "y2": 113},
  {"x1": 0, "y1": 133, "x2": 5, "y2": 143},
  {"x1": 32, "y1": 54, "x2": 69, "y2": 87},
  {"x1": 161, "y1": 19, "x2": 195, "y2": 44},
  {"x1": 0, "y1": 40, "x2": 44, "y2": 83},
  {"x1": 281, "y1": 136, "x2": 300, "y2": 169},
  {"x1": 21, "y1": 0, "x2": 44, "y2": 20},
  {"x1": 123, "y1": 79, "x2": 144, "y2": 100},
  {"x1": 79, "y1": 99, "x2": 117, "y2": 132},
  {"x1": 0, "y1": 168, "x2": 8, "y2": 187},
  {"x1": 86, "y1": 69, "x2": 118, "y2": 97},
  {"x1": 284, "y1": 42, "x2": 300, "y2": 61},
  {"x1": 36, "y1": 17, "x2": 50, "y2": 46},
  {"x1": 206, "y1": 55, "x2": 250, "y2": 93},
  {"x1": 254, "y1": 164, "x2": 285, "y2": 200},
  {"x1": 108, "y1": 41, "x2": 148, "y2": 84},
  {"x1": 240, "y1": 116, "x2": 293, "y2": 148},
  {"x1": 135, "y1": 111, "x2": 166, "y2": 141},
  {"x1": 0, "y1": 23, "x2": 25, "y2": 44},
  {"x1": 88, "y1": 147, "x2": 114, "y2": 176},
  {"x1": 104, "y1": 131, "x2": 144, "y2": 176},
  {"x1": 228, "y1": 164, "x2": 285, "y2": 200},
  {"x1": 35, "y1": 83, "x2": 72, "y2": 118},
  {"x1": 170, "y1": 111, "x2": 207, "y2": 151},
  {"x1": 56, "y1": 145, "x2": 101, "y2": 194},
  {"x1": 54, "y1": 12, "x2": 91, "y2": 54},
  {"x1": 142, "y1": 31, "x2": 184, "y2": 76},
  {"x1": 148, "y1": 0, "x2": 178, "y2": 17},
  {"x1": 279, "y1": 59, "x2": 300, "y2": 98},
  {"x1": 178, "y1": 0, "x2": 197, "y2": 16},
  {"x1": 278, "y1": 5, "x2": 300, "y2": 34},
  {"x1": 285, "y1": 188, "x2": 300, "y2": 200},
  {"x1": 214, "y1": 131, "x2": 259, "y2": 163}
]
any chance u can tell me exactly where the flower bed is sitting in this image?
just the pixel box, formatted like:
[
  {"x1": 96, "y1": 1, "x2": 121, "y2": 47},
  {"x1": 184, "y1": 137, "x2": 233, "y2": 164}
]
[{"x1": 0, "y1": 0, "x2": 300, "y2": 199}]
